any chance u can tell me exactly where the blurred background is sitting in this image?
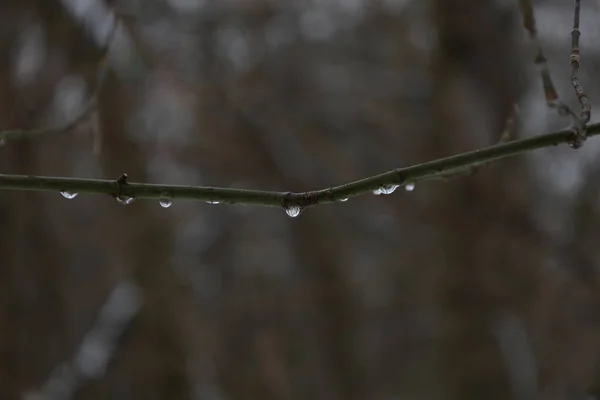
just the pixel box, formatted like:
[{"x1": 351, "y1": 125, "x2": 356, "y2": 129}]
[{"x1": 2, "y1": 0, "x2": 600, "y2": 399}]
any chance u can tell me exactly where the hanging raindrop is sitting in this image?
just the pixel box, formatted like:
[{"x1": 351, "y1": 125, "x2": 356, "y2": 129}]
[
  {"x1": 373, "y1": 188, "x2": 382, "y2": 195},
  {"x1": 379, "y1": 184, "x2": 399, "y2": 195},
  {"x1": 404, "y1": 181, "x2": 416, "y2": 192},
  {"x1": 115, "y1": 196, "x2": 134, "y2": 205},
  {"x1": 159, "y1": 198, "x2": 172, "y2": 208},
  {"x1": 285, "y1": 205, "x2": 301, "y2": 218},
  {"x1": 340, "y1": 198, "x2": 348, "y2": 202},
  {"x1": 60, "y1": 191, "x2": 78, "y2": 199},
  {"x1": 206, "y1": 200, "x2": 221, "y2": 205}
]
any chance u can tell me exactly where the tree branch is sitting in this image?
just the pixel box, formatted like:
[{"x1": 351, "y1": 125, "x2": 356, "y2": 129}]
[
  {"x1": 519, "y1": 0, "x2": 575, "y2": 118},
  {"x1": 519, "y1": 0, "x2": 589, "y2": 147},
  {"x1": 570, "y1": 0, "x2": 591, "y2": 124},
  {"x1": 1, "y1": 123, "x2": 598, "y2": 212},
  {"x1": 0, "y1": 16, "x2": 116, "y2": 143}
]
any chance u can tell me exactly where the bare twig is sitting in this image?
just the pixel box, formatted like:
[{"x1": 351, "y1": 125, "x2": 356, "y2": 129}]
[
  {"x1": 570, "y1": 0, "x2": 591, "y2": 124},
  {"x1": 0, "y1": 20, "x2": 117, "y2": 143},
  {"x1": 499, "y1": 104, "x2": 521, "y2": 143},
  {"x1": 519, "y1": 0, "x2": 574, "y2": 116},
  {"x1": 0, "y1": 123, "x2": 598, "y2": 212},
  {"x1": 519, "y1": 0, "x2": 587, "y2": 147},
  {"x1": 436, "y1": 104, "x2": 521, "y2": 180}
]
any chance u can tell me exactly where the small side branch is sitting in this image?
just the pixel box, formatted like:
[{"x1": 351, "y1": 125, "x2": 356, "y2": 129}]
[
  {"x1": 1, "y1": 123, "x2": 599, "y2": 210},
  {"x1": 570, "y1": 0, "x2": 591, "y2": 124},
  {"x1": 499, "y1": 104, "x2": 521, "y2": 143},
  {"x1": 0, "y1": 19, "x2": 117, "y2": 143},
  {"x1": 519, "y1": 0, "x2": 588, "y2": 147},
  {"x1": 437, "y1": 104, "x2": 521, "y2": 180},
  {"x1": 519, "y1": 0, "x2": 573, "y2": 116}
]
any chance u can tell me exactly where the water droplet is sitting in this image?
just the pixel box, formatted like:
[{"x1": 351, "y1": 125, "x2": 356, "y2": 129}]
[
  {"x1": 60, "y1": 191, "x2": 78, "y2": 199},
  {"x1": 340, "y1": 198, "x2": 348, "y2": 202},
  {"x1": 159, "y1": 198, "x2": 172, "y2": 208},
  {"x1": 404, "y1": 181, "x2": 416, "y2": 191},
  {"x1": 285, "y1": 206, "x2": 301, "y2": 218},
  {"x1": 380, "y1": 184, "x2": 399, "y2": 195},
  {"x1": 115, "y1": 196, "x2": 134, "y2": 205},
  {"x1": 373, "y1": 188, "x2": 382, "y2": 195},
  {"x1": 568, "y1": 140, "x2": 584, "y2": 149},
  {"x1": 206, "y1": 200, "x2": 221, "y2": 205}
]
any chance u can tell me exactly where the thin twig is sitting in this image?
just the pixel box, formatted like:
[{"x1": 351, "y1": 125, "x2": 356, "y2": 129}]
[
  {"x1": 436, "y1": 104, "x2": 520, "y2": 180},
  {"x1": 499, "y1": 104, "x2": 521, "y2": 143},
  {"x1": 0, "y1": 123, "x2": 598, "y2": 211},
  {"x1": 0, "y1": 20, "x2": 117, "y2": 143},
  {"x1": 570, "y1": 0, "x2": 591, "y2": 124},
  {"x1": 519, "y1": 0, "x2": 586, "y2": 147}
]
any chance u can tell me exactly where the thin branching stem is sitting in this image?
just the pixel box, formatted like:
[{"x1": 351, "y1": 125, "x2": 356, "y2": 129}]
[
  {"x1": 519, "y1": 0, "x2": 572, "y2": 115},
  {"x1": 439, "y1": 104, "x2": 521, "y2": 180},
  {"x1": 570, "y1": 0, "x2": 591, "y2": 124},
  {"x1": 0, "y1": 123, "x2": 598, "y2": 210},
  {"x1": 519, "y1": 0, "x2": 587, "y2": 147},
  {"x1": 0, "y1": 20, "x2": 116, "y2": 143},
  {"x1": 499, "y1": 104, "x2": 520, "y2": 143}
]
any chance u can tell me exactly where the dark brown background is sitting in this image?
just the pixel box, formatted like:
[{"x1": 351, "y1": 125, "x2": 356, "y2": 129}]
[{"x1": 2, "y1": 0, "x2": 600, "y2": 399}]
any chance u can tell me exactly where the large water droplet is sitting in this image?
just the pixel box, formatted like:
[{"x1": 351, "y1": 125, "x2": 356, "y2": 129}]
[
  {"x1": 379, "y1": 184, "x2": 399, "y2": 195},
  {"x1": 60, "y1": 191, "x2": 78, "y2": 199},
  {"x1": 159, "y1": 198, "x2": 172, "y2": 208},
  {"x1": 285, "y1": 206, "x2": 301, "y2": 218},
  {"x1": 340, "y1": 198, "x2": 348, "y2": 202},
  {"x1": 373, "y1": 188, "x2": 382, "y2": 195},
  {"x1": 115, "y1": 196, "x2": 134, "y2": 205},
  {"x1": 206, "y1": 200, "x2": 221, "y2": 205},
  {"x1": 404, "y1": 181, "x2": 416, "y2": 191}
]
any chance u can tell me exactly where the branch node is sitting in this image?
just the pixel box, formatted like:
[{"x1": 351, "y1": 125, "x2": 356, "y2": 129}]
[
  {"x1": 113, "y1": 173, "x2": 135, "y2": 205},
  {"x1": 322, "y1": 188, "x2": 335, "y2": 204},
  {"x1": 280, "y1": 192, "x2": 294, "y2": 208},
  {"x1": 568, "y1": 127, "x2": 586, "y2": 149},
  {"x1": 115, "y1": 173, "x2": 128, "y2": 187}
]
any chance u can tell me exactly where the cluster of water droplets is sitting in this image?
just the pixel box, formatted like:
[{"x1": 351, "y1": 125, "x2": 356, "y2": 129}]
[
  {"x1": 382, "y1": 184, "x2": 399, "y2": 194},
  {"x1": 373, "y1": 184, "x2": 399, "y2": 195},
  {"x1": 58, "y1": 181, "x2": 417, "y2": 212},
  {"x1": 372, "y1": 181, "x2": 416, "y2": 196},
  {"x1": 60, "y1": 191, "x2": 78, "y2": 199},
  {"x1": 285, "y1": 205, "x2": 302, "y2": 218}
]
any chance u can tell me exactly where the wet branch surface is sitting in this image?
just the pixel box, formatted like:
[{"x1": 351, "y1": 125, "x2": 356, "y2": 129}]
[
  {"x1": 519, "y1": 0, "x2": 591, "y2": 147},
  {"x1": 1, "y1": 123, "x2": 598, "y2": 212},
  {"x1": 0, "y1": 1, "x2": 593, "y2": 215}
]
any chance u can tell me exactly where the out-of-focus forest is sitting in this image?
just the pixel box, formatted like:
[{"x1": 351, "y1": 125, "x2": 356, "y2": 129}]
[{"x1": 2, "y1": 0, "x2": 600, "y2": 399}]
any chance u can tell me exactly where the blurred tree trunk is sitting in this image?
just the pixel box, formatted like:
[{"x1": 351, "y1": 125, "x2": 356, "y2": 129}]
[
  {"x1": 431, "y1": 1, "x2": 531, "y2": 399},
  {"x1": 0, "y1": 2, "x2": 111, "y2": 398},
  {"x1": 72, "y1": 61, "x2": 192, "y2": 400},
  {"x1": 0, "y1": 1, "x2": 193, "y2": 397}
]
